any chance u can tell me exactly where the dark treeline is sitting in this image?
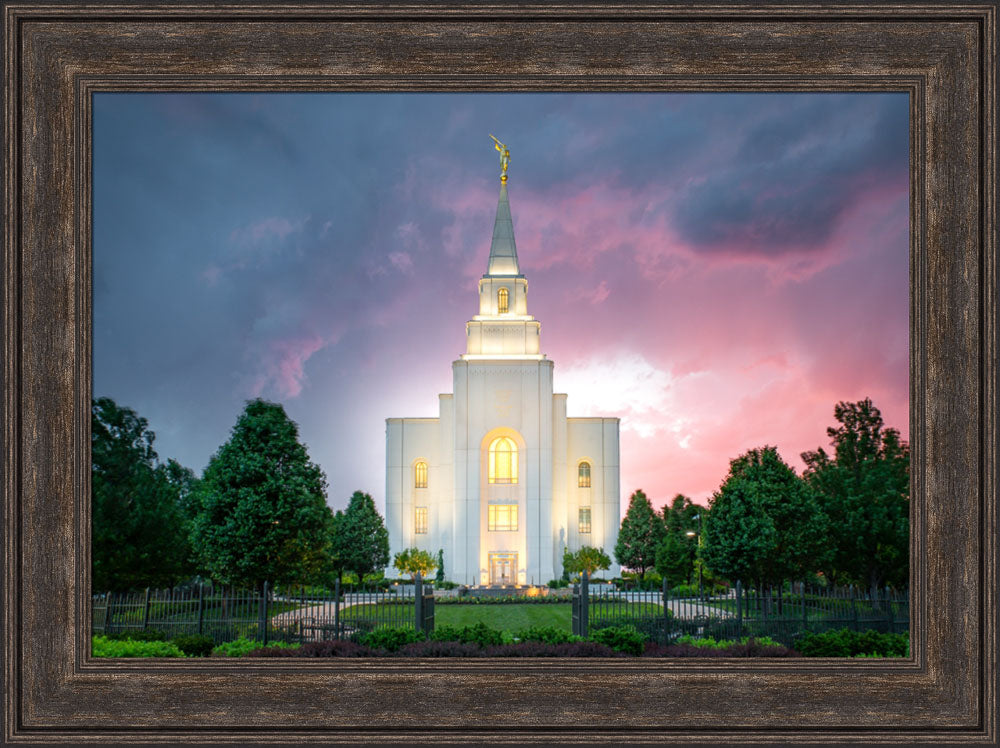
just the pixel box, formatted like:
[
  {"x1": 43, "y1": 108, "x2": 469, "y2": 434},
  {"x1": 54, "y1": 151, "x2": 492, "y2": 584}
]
[
  {"x1": 92, "y1": 397, "x2": 389, "y2": 593},
  {"x1": 616, "y1": 398, "x2": 909, "y2": 598}
]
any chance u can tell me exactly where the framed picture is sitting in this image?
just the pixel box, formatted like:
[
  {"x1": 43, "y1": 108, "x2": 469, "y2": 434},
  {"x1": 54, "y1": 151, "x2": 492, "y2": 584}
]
[{"x1": 3, "y1": 3, "x2": 996, "y2": 745}]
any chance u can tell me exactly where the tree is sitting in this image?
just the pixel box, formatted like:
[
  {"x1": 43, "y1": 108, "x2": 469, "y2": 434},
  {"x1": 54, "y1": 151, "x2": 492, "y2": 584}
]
[
  {"x1": 333, "y1": 490, "x2": 390, "y2": 585},
  {"x1": 191, "y1": 399, "x2": 333, "y2": 594},
  {"x1": 562, "y1": 546, "x2": 612, "y2": 578},
  {"x1": 655, "y1": 494, "x2": 700, "y2": 587},
  {"x1": 91, "y1": 397, "x2": 196, "y2": 591},
  {"x1": 701, "y1": 446, "x2": 829, "y2": 590},
  {"x1": 801, "y1": 398, "x2": 909, "y2": 594},
  {"x1": 435, "y1": 549, "x2": 445, "y2": 584},
  {"x1": 655, "y1": 529, "x2": 693, "y2": 588},
  {"x1": 393, "y1": 547, "x2": 438, "y2": 581},
  {"x1": 614, "y1": 489, "x2": 666, "y2": 581}
]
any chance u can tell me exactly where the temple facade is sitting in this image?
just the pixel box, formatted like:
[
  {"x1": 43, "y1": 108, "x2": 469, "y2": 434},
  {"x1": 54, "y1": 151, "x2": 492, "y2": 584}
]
[{"x1": 385, "y1": 146, "x2": 620, "y2": 585}]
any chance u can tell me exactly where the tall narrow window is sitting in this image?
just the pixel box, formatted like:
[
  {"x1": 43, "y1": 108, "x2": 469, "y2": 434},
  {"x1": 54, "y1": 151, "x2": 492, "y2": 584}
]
[
  {"x1": 579, "y1": 507, "x2": 592, "y2": 534},
  {"x1": 415, "y1": 507, "x2": 428, "y2": 534},
  {"x1": 497, "y1": 287, "x2": 509, "y2": 314},
  {"x1": 578, "y1": 461, "x2": 592, "y2": 488},
  {"x1": 488, "y1": 437, "x2": 518, "y2": 484},
  {"x1": 414, "y1": 461, "x2": 428, "y2": 488},
  {"x1": 488, "y1": 504, "x2": 518, "y2": 531}
]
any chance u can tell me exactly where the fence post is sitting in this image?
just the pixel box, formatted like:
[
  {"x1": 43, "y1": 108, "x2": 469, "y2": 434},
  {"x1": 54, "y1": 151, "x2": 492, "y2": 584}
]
[
  {"x1": 196, "y1": 584, "x2": 205, "y2": 635},
  {"x1": 141, "y1": 587, "x2": 151, "y2": 631},
  {"x1": 735, "y1": 581, "x2": 743, "y2": 638},
  {"x1": 850, "y1": 585, "x2": 858, "y2": 631},
  {"x1": 885, "y1": 587, "x2": 894, "y2": 633},
  {"x1": 801, "y1": 581, "x2": 807, "y2": 632},
  {"x1": 102, "y1": 591, "x2": 112, "y2": 635},
  {"x1": 259, "y1": 582, "x2": 269, "y2": 646},
  {"x1": 662, "y1": 577, "x2": 670, "y2": 644},
  {"x1": 580, "y1": 570, "x2": 589, "y2": 639},
  {"x1": 334, "y1": 578, "x2": 341, "y2": 640},
  {"x1": 414, "y1": 573, "x2": 424, "y2": 634}
]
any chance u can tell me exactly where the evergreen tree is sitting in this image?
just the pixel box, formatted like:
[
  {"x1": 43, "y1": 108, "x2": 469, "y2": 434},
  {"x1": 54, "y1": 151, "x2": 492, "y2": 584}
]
[
  {"x1": 613, "y1": 489, "x2": 665, "y2": 581},
  {"x1": 333, "y1": 490, "x2": 390, "y2": 585},
  {"x1": 435, "y1": 549, "x2": 445, "y2": 584},
  {"x1": 802, "y1": 398, "x2": 909, "y2": 593},
  {"x1": 701, "y1": 446, "x2": 829, "y2": 589},
  {"x1": 191, "y1": 399, "x2": 332, "y2": 593},
  {"x1": 91, "y1": 397, "x2": 195, "y2": 591}
]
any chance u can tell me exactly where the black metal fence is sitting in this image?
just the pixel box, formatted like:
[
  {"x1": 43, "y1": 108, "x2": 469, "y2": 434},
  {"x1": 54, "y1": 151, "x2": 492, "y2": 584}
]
[
  {"x1": 93, "y1": 576, "x2": 435, "y2": 645},
  {"x1": 572, "y1": 574, "x2": 909, "y2": 646}
]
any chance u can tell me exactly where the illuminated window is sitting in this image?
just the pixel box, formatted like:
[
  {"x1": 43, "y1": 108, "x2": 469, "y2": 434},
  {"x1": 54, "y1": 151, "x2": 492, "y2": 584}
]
[
  {"x1": 415, "y1": 507, "x2": 428, "y2": 534},
  {"x1": 579, "y1": 507, "x2": 592, "y2": 534},
  {"x1": 414, "y1": 461, "x2": 427, "y2": 488},
  {"x1": 488, "y1": 437, "x2": 518, "y2": 484},
  {"x1": 497, "y1": 287, "x2": 509, "y2": 314},
  {"x1": 578, "y1": 461, "x2": 592, "y2": 488},
  {"x1": 488, "y1": 504, "x2": 518, "y2": 531}
]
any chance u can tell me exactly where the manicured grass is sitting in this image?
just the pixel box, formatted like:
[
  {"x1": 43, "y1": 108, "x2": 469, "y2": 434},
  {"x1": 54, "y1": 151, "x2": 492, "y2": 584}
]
[{"x1": 435, "y1": 603, "x2": 572, "y2": 631}]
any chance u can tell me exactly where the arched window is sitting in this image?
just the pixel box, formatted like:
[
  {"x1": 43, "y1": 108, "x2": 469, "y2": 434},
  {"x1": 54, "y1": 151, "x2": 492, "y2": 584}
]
[
  {"x1": 497, "y1": 287, "x2": 509, "y2": 314},
  {"x1": 578, "y1": 461, "x2": 592, "y2": 488},
  {"x1": 414, "y1": 461, "x2": 428, "y2": 488},
  {"x1": 488, "y1": 437, "x2": 518, "y2": 484}
]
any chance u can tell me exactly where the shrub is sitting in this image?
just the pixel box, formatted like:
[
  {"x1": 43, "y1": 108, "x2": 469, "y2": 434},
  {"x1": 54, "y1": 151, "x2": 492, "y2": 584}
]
[
  {"x1": 547, "y1": 579, "x2": 569, "y2": 589},
  {"x1": 429, "y1": 622, "x2": 503, "y2": 647},
  {"x1": 358, "y1": 626, "x2": 426, "y2": 652},
  {"x1": 485, "y1": 641, "x2": 622, "y2": 657},
  {"x1": 170, "y1": 633, "x2": 216, "y2": 657},
  {"x1": 104, "y1": 629, "x2": 167, "y2": 642},
  {"x1": 92, "y1": 635, "x2": 185, "y2": 658},
  {"x1": 436, "y1": 581, "x2": 458, "y2": 590},
  {"x1": 675, "y1": 634, "x2": 784, "y2": 649},
  {"x1": 643, "y1": 641, "x2": 799, "y2": 657},
  {"x1": 210, "y1": 638, "x2": 301, "y2": 657},
  {"x1": 514, "y1": 626, "x2": 582, "y2": 645},
  {"x1": 247, "y1": 640, "x2": 375, "y2": 657},
  {"x1": 396, "y1": 640, "x2": 484, "y2": 657},
  {"x1": 794, "y1": 628, "x2": 909, "y2": 658},
  {"x1": 590, "y1": 625, "x2": 649, "y2": 656}
]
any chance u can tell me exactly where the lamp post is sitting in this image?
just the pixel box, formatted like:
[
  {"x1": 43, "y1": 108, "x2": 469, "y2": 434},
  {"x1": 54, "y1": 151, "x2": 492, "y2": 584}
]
[{"x1": 686, "y1": 513, "x2": 704, "y2": 601}]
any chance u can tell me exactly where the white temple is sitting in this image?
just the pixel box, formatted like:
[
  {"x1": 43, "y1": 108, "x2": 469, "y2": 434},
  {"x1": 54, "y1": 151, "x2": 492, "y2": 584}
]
[{"x1": 385, "y1": 140, "x2": 621, "y2": 585}]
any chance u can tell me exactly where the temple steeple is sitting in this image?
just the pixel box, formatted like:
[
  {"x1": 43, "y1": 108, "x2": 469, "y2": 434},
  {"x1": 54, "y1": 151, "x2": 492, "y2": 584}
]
[
  {"x1": 485, "y1": 182, "x2": 520, "y2": 276},
  {"x1": 462, "y1": 136, "x2": 542, "y2": 360}
]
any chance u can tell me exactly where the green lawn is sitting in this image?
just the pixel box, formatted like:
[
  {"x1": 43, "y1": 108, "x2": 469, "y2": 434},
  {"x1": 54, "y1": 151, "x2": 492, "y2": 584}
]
[{"x1": 436, "y1": 603, "x2": 572, "y2": 631}]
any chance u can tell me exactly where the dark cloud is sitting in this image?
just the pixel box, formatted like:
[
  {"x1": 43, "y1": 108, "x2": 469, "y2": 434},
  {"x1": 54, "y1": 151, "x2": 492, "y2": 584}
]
[{"x1": 670, "y1": 94, "x2": 908, "y2": 256}]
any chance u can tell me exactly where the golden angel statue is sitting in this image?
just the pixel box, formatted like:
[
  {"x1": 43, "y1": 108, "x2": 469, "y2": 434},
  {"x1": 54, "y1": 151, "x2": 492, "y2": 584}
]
[{"x1": 489, "y1": 134, "x2": 510, "y2": 182}]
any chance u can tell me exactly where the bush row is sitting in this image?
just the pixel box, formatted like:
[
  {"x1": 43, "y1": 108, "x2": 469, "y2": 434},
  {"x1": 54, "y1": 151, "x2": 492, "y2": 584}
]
[
  {"x1": 793, "y1": 628, "x2": 909, "y2": 658},
  {"x1": 94, "y1": 626, "x2": 908, "y2": 659}
]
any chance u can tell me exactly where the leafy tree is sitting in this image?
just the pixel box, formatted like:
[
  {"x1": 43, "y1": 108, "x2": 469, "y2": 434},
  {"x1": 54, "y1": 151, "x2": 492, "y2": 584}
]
[
  {"x1": 801, "y1": 398, "x2": 909, "y2": 594},
  {"x1": 393, "y1": 547, "x2": 438, "y2": 581},
  {"x1": 191, "y1": 399, "x2": 333, "y2": 594},
  {"x1": 614, "y1": 489, "x2": 666, "y2": 581},
  {"x1": 333, "y1": 490, "x2": 390, "y2": 585},
  {"x1": 91, "y1": 397, "x2": 195, "y2": 591},
  {"x1": 655, "y1": 529, "x2": 693, "y2": 588},
  {"x1": 701, "y1": 446, "x2": 829, "y2": 590},
  {"x1": 435, "y1": 549, "x2": 445, "y2": 584},
  {"x1": 562, "y1": 546, "x2": 612, "y2": 578},
  {"x1": 655, "y1": 494, "x2": 700, "y2": 587}
]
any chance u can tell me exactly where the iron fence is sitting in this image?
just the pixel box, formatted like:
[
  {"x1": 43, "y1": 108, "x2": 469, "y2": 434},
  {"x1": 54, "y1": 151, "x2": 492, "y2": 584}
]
[
  {"x1": 93, "y1": 576, "x2": 435, "y2": 645},
  {"x1": 573, "y1": 574, "x2": 909, "y2": 646}
]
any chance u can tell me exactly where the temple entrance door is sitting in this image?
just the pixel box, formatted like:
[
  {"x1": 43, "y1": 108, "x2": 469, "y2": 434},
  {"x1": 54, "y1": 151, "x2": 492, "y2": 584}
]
[{"x1": 489, "y1": 552, "x2": 517, "y2": 585}]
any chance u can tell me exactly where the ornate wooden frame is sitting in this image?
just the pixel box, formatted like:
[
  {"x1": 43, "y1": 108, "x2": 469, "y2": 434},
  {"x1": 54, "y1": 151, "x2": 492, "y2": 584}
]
[{"x1": 2, "y1": 2, "x2": 996, "y2": 744}]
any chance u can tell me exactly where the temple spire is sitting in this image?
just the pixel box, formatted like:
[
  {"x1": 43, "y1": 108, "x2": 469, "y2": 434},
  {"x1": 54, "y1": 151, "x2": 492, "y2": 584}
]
[{"x1": 485, "y1": 135, "x2": 520, "y2": 276}]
